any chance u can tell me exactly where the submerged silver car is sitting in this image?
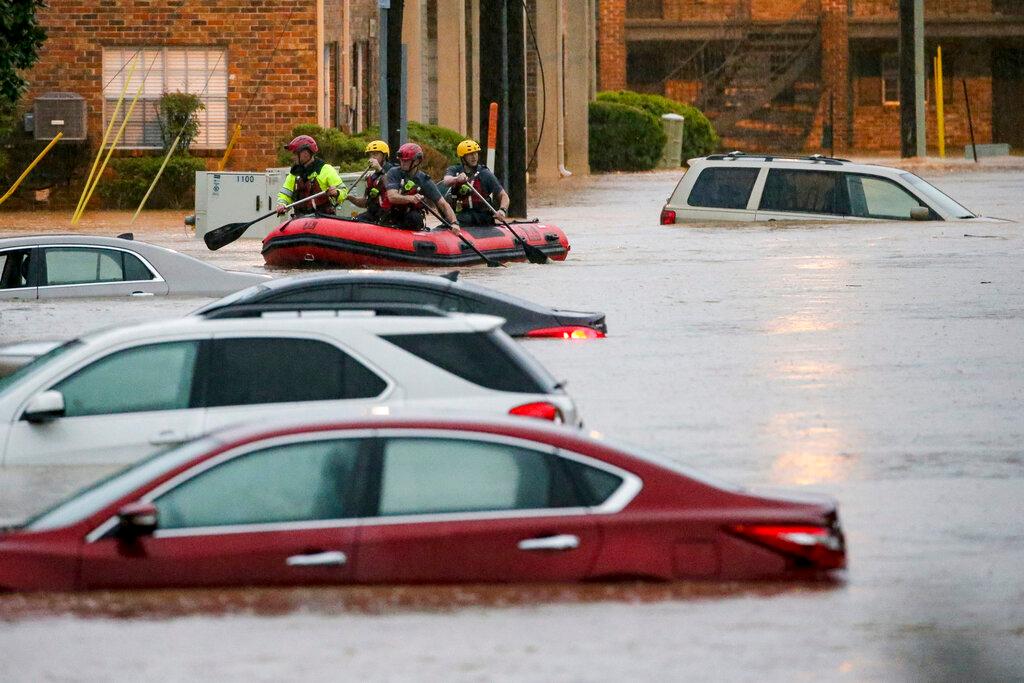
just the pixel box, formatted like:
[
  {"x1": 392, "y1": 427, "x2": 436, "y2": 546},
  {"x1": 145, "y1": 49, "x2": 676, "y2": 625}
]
[{"x1": 0, "y1": 234, "x2": 269, "y2": 300}]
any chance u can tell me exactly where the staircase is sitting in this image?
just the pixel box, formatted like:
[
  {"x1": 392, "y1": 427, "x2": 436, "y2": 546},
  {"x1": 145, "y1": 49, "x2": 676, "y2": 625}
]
[{"x1": 694, "y1": 2, "x2": 822, "y2": 152}]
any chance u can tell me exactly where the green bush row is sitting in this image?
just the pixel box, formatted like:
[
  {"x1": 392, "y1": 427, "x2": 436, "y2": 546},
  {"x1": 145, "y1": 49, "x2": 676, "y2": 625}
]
[
  {"x1": 595, "y1": 90, "x2": 719, "y2": 164},
  {"x1": 588, "y1": 101, "x2": 666, "y2": 172},
  {"x1": 98, "y1": 155, "x2": 207, "y2": 210}
]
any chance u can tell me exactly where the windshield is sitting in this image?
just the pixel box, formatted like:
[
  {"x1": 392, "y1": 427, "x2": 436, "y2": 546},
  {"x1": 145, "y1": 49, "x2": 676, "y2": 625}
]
[
  {"x1": 22, "y1": 436, "x2": 222, "y2": 531},
  {"x1": 0, "y1": 340, "x2": 83, "y2": 398},
  {"x1": 900, "y1": 173, "x2": 976, "y2": 218}
]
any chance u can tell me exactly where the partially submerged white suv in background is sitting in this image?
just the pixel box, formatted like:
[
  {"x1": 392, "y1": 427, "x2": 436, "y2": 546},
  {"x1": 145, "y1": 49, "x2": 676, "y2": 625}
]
[
  {"x1": 0, "y1": 311, "x2": 580, "y2": 467},
  {"x1": 661, "y1": 152, "x2": 981, "y2": 224}
]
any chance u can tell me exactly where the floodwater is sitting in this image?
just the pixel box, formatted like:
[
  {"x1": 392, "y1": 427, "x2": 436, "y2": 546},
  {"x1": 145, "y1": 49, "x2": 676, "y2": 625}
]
[{"x1": 2, "y1": 161, "x2": 1023, "y2": 680}]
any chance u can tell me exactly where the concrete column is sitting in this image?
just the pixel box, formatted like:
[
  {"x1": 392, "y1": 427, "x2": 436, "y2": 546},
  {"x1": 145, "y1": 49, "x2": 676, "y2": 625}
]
[
  {"x1": 563, "y1": 0, "x2": 590, "y2": 175},
  {"x1": 403, "y1": 0, "x2": 425, "y2": 123},
  {"x1": 469, "y1": 0, "x2": 480, "y2": 140},
  {"x1": 597, "y1": 0, "x2": 625, "y2": 91},
  {"x1": 317, "y1": 0, "x2": 326, "y2": 126},
  {"x1": 821, "y1": 0, "x2": 850, "y2": 153},
  {"x1": 341, "y1": 0, "x2": 351, "y2": 131},
  {"x1": 436, "y1": 0, "x2": 468, "y2": 133},
  {"x1": 532, "y1": 0, "x2": 564, "y2": 182}
]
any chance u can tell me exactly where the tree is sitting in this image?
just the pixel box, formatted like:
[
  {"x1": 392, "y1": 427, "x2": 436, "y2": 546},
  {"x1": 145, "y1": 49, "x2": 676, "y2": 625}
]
[
  {"x1": 157, "y1": 91, "x2": 205, "y2": 155},
  {"x1": 0, "y1": 0, "x2": 48, "y2": 105}
]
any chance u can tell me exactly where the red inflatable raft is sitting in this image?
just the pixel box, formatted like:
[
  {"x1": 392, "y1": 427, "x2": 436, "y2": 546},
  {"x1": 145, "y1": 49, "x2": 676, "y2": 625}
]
[{"x1": 262, "y1": 215, "x2": 570, "y2": 268}]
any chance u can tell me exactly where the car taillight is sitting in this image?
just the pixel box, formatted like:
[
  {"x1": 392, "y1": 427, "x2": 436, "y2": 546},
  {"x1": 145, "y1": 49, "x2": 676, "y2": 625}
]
[
  {"x1": 728, "y1": 524, "x2": 846, "y2": 570},
  {"x1": 525, "y1": 326, "x2": 605, "y2": 340},
  {"x1": 660, "y1": 208, "x2": 676, "y2": 225},
  {"x1": 509, "y1": 401, "x2": 563, "y2": 422}
]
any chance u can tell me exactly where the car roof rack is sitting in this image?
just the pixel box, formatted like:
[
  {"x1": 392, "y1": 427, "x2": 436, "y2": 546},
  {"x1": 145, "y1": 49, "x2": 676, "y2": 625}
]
[
  {"x1": 705, "y1": 151, "x2": 851, "y2": 165},
  {"x1": 202, "y1": 302, "x2": 450, "y2": 319}
]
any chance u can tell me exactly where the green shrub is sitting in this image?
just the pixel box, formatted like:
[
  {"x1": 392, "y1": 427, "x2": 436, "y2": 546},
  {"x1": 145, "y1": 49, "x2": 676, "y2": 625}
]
[
  {"x1": 588, "y1": 100, "x2": 665, "y2": 172},
  {"x1": 596, "y1": 90, "x2": 719, "y2": 162},
  {"x1": 98, "y1": 155, "x2": 206, "y2": 209}
]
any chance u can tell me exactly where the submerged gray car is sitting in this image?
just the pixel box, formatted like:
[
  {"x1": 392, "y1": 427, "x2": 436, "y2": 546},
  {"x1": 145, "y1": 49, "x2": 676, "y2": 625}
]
[{"x1": 0, "y1": 234, "x2": 269, "y2": 300}]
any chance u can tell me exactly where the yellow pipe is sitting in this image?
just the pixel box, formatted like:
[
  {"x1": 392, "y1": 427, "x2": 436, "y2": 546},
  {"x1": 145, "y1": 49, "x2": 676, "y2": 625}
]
[
  {"x1": 74, "y1": 54, "x2": 138, "y2": 220},
  {"x1": 218, "y1": 123, "x2": 242, "y2": 171},
  {"x1": 130, "y1": 125, "x2": 188, "y2": 224},
  {"x1": 0, "y1": 132, "x2": 64, "y2": 206},
  {"x1": 935, "y1": 46, "x2": 945, "y2": 159},
  {"x1": 74, "y1": 54, "x2": 155, "y2": 223}
]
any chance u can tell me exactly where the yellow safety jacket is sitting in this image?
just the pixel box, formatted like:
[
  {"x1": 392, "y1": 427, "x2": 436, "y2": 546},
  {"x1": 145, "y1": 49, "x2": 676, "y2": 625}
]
[{"x1": 277, "y1": 158, "x2": 344, "y2": 215}]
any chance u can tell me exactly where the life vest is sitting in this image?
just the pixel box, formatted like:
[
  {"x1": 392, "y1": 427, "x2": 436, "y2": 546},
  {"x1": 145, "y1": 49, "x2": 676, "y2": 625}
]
[
  {"x1": 379, "y1": 171, "x2": 423, "y2": 213},
  {"x1": 292, "y1": 159, "x2": 334, "y2": 214},
  {"x1": 452, "y1": 169, "x2": 486, "y2": 212},
  {"x1": 365, "y1": 168, "x2": 389, "y2": 207}
]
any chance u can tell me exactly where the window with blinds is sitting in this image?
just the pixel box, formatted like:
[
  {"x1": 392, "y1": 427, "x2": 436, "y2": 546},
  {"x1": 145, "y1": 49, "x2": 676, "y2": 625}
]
[{"x1": 102, "y1": 48, "x2": 228, "y2": 150}]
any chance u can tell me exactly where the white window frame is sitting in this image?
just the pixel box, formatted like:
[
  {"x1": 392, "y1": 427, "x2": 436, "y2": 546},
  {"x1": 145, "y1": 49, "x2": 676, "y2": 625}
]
[{"x1": 101, "y1": 47, "x2": 229, "y2": 150}]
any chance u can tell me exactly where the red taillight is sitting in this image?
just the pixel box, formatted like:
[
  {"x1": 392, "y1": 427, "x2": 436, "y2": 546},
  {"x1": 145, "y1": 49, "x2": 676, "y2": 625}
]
[
  {"x1": 728, "y1": 524, "x2": 846, "y2": 570},
  {"x1": 660, "y1": 208, "x2": 676, "y2": 225},
  {"x1": 509, "y1": 401, "x2": 563, "y2": 422},
  {"x1": 525, "y1": 326, "x2": 605, "y2": 340}
]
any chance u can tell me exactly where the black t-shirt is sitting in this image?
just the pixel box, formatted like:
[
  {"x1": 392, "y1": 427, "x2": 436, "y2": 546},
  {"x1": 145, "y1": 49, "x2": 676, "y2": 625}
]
[
  {"x1": 384, "y1": 167, "x2": 442, "y2": 203},
  {"x1": 444, "y1": 164, "x2": 502, "y2": 199}
]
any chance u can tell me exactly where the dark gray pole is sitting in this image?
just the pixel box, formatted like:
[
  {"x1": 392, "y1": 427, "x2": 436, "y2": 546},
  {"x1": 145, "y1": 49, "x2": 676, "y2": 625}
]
[
  {"x1": 499, "y1": 0, "x2": 509, "y2": 187},
  {"x1": 506, "y1": 0, "x2": 527, "y2": 217},
  {"x1": 898, "y1": 0, "x2": 916, "y2": 157},
  {"x1": 385, "y1": 0, "x2": 405, "y2": 152}
]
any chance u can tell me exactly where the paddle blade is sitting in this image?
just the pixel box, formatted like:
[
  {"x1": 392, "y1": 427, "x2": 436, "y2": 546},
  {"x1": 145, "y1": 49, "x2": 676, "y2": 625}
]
[
  {"x1": 203, "y1": 221, "x2": 252, "y2": 251},
  {"x1": 523, "y1": 243, "x2": 549, "y2": 264}
]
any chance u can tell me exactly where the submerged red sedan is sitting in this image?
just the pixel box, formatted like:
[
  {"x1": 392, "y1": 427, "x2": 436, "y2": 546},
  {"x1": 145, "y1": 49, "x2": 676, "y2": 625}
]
[{"x1": 0, "y1": 418, "x2": 845, "y2": 591}]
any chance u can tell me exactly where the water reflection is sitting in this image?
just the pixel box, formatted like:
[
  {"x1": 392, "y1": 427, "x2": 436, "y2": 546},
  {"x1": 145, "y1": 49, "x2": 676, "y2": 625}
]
[
  {"x1": 765, "y1": 312, "x2": 838, "y2": 335},
  {"x1": 765, "y1": 412, "x2": 858, "y2": 486}
]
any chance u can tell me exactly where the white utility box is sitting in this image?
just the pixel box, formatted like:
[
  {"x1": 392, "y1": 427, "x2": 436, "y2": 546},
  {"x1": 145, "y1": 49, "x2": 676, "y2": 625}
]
[{"x1": 194, "y1": 169, "x2": 368, "y2": 241}]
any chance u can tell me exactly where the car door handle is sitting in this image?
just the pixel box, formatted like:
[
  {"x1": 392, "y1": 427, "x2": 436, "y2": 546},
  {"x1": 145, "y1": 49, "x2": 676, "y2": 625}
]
[
  {"x1": 518, "y1": 534, "x2": 580, "y2": 552},
  {"x1": 286, "y1": 551, "x2": 347, "y2": 567},
  {"x1": 148, "y1": 430, "x2": 190, "y2": 446}
]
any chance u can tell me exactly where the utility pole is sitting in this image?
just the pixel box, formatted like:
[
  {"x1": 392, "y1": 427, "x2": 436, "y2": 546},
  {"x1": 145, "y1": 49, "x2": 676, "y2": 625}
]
[
  {"x1": 898, "y1": 0, "x2": 925, "y2": 157},
  {"x1": 383, "y1": 0, "x2": 405, "y2": 153},
  {"x1": 506, "y1": 0, "x2": 527, "y2": 217}
]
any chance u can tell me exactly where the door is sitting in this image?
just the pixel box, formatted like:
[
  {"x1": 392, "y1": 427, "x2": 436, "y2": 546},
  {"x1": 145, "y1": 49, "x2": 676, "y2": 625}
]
[
  {"x1": 37, "y1": 246, "x2": 168, "y2": 298},
  {"x1": 4, "y1": 340, "x2": 205, "y2": 466},
  {"x1": 355, "y1": 435, "x2": 600, "y2": 583},
  {"x1": 199, "y1": 335, "x2": 391, "y2": 433},
  {"x1": 79, "y1": 437, "x2": 370, "y2": 589},
  {"x1": 676, "y1": 166, "x2": 762, "y2": 222},
  {"x1": 0, "y1": 247, "x2": 38, "y2": 300},
  {"x1": 755, "y1": 168, "x2": 849, "y2": 221}
]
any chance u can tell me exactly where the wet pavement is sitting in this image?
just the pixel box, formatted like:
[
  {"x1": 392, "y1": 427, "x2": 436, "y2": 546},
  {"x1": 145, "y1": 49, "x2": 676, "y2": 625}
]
[{"x1": 1, "y1": 162, "x2": 1023, "y2": 680}]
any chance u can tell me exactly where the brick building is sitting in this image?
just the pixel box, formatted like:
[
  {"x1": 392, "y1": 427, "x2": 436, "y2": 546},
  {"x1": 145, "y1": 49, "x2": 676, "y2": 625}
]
[
  {"x1": 599, "y1": 0, "x2": 1024, "y2": 154},
  {"x1": 22, "y1": 0, "x2": 594, "y2": 178}
]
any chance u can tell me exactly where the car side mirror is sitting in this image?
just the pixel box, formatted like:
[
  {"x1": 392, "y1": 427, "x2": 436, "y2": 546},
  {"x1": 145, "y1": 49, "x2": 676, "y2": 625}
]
[
  {"x1": 117, "y1": 502, "x2": 158, "y2": 538},
  {"x1": 22, "y1": 390, "x2": 65, "y2": 423},
  {"x1": 910, "y1": 206, "x2": 931, "y2": 221}
]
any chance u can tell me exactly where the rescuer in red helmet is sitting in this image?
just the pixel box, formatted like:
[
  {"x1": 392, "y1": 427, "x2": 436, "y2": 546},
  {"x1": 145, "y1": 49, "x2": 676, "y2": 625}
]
[
  {"x1": 380, "y1": 142, "x2": 459, "y2": 233},
  {"x1": 275, "y1": 134, "x2": 345, "y2": 217}
]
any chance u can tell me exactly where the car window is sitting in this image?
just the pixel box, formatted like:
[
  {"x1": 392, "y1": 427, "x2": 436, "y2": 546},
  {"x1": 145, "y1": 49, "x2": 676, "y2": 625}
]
[
  {"x1": 265, "y1": 284, "x2": 353, "y2": 304},
  {"x1": 354, "y1": 284, "x2": 444, "y2": 307},
  {"x1": 155, "y1": 439, "x2": 365, "y2": 528},
  {"x1": 42, "y1": 247, "x2": 154, "y2": 286},
  {"x1": 846, "y1": 174, "x2": 925, "y2": 220},
  {"x1": 204, "y1": 337, "x2": 386, "y2": 407},
  {"x1": 760, "y1": 169, "x2": 845, "y2": 215},
  {"x1": 687, "y1": 167, "x2": 760, "y2": 209},
  {"x1": 559, "y1": 457, "x2": 625, "y2": 506},
  {"x1": 376, "y1": 437, "x2": 582, "y2": 516},
  {"x1": 53, "y1": 341, "x2": 200, "y2": 417},
  {"x1": 900, "y1": 173, "x2": 974, "y2": 218},
  {"x1": 0, "y1": 249, "x2": 33, "y2": 289},
  {"x1": 382, "y1": 331, "x2": 546, "y2": 393}
]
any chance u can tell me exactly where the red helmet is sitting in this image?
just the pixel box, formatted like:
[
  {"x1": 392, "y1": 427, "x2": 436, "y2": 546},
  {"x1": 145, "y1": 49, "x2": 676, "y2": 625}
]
[
  {"x1": 396, "y1": 142, "x2": 424, "y2": 162},
  {"x1": 285, "y1": 135, "x2": 319, "y2": 155}
]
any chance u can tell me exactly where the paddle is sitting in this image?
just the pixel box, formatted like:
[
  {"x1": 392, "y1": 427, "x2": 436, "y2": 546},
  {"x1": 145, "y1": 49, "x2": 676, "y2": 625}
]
[
  {"x1": 420, "y1": 199, "x2": 505, "y2": 268},
  {"x1": 464, "y1": 181, "x2": 549, "y2": 264},
  {"x1": 203, "y1": 189, "x2": 330, "y2": 251}
]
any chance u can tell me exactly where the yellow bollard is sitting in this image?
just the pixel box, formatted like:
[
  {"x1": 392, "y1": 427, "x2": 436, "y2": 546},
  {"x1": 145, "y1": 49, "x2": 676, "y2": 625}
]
[
  {"x1": 74, "y1": 54, "x2": 156, "y2": 224},
  {"x1": 935, "y1": 46, "x2": 945, "y2": 159},
  {"x1": 74, "y1": 54, "x2": 138, "y2": 221},
  {"x1": 218, "y1": 124, "x2": 242, "y2": 171},
  {"x1": 0, "y1": 132, "x2": 64, "y2": 206}
]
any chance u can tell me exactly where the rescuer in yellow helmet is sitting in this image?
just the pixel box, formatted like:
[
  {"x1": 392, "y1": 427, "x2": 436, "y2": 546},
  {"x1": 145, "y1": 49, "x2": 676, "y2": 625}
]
[
  {"x1": 443, "y1": 138, "x2": 510, "y2": 227},
  {"x1": 349, "y1": 139, "x2": 393, "y2": 223}
]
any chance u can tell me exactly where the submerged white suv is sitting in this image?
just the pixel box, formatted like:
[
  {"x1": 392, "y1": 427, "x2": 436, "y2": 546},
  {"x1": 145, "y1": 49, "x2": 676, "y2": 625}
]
[
  {"x1": 661, "y1": 152, "x2": 982, "y2": 224},
  {"x1": 0, "y1": 311, "x2": 580, "y2": 467}
]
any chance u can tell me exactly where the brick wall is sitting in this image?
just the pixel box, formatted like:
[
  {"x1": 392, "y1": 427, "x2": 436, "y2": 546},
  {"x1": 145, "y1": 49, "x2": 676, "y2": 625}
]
[
  {"x1": 851, "y1": 0, "x2": 994, "y2": 18},
  {"x1": 598, "y1": 0, "x2": 627, "y2": 89},
  {"x1": 25, "y1": 0, "x2": 319, "y2": 171}
]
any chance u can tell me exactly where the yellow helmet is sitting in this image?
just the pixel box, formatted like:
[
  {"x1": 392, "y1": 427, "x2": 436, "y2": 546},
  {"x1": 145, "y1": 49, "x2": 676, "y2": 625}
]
[
  {"x1": 457, "y1": 139, "x2": 482, "y2": 158},
  {"x1": 365, "y1": 139, "x2": 390, "y2": 155}
]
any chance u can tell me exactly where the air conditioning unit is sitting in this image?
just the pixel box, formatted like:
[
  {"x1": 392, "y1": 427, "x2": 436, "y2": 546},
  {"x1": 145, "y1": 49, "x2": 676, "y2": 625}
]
[{"x1": 33, "y1": 92, "x2": 87, "y2": 141}]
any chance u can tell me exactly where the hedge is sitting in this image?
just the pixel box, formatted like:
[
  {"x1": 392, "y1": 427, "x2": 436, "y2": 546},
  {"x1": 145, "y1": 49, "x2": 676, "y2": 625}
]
[
  {"x1": 596, "y1": 90, "x2": 719, "y2": 163},
  {"x1": 98, "y1": 155, "x2": 207, "y2": 209},
  {"x1": 588, "y1": 100, "x2": 666, "y2": 172}
]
